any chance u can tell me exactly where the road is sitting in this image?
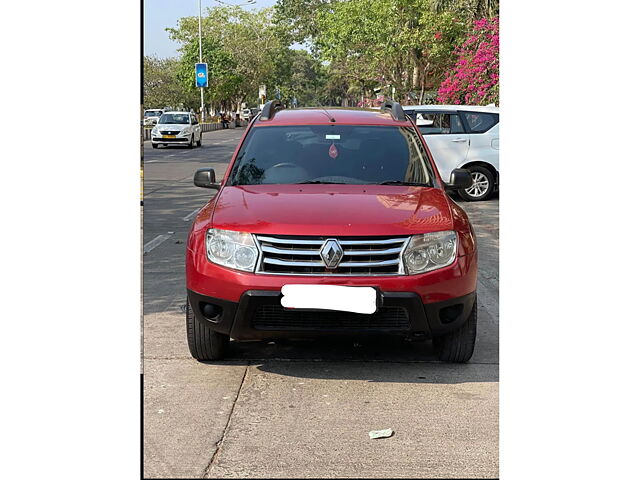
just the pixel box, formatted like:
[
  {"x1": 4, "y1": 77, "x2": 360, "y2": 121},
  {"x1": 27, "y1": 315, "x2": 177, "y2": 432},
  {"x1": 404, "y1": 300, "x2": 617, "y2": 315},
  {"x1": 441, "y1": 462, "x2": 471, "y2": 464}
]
[{"x1": 142, "y1": 127, "x2": 499, "y2": 478}]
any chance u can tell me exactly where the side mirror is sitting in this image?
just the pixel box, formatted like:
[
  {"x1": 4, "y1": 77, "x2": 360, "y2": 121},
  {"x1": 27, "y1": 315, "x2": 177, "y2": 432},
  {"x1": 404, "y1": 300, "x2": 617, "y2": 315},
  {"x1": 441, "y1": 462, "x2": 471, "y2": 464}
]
[
  {"x1": 194, "y1": 168, "x2": 219, "y2": 189},
  {"x1": 446, "y1": 168, "x2": 473, "y2": 190}
]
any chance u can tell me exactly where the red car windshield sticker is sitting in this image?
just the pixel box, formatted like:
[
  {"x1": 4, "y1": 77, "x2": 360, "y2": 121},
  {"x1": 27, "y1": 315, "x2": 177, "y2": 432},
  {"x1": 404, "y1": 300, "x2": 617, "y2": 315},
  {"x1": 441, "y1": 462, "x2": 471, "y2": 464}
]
[{"x1": 328, "y1": 143, "x2": 339, "y2": 159}]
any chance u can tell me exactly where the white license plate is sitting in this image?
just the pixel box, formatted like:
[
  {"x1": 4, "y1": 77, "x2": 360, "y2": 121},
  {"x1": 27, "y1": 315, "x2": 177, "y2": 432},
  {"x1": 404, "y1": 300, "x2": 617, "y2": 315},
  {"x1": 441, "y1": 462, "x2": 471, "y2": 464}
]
[{"x1": 280, "y1": 285, "x2": 377, "y2": 314}]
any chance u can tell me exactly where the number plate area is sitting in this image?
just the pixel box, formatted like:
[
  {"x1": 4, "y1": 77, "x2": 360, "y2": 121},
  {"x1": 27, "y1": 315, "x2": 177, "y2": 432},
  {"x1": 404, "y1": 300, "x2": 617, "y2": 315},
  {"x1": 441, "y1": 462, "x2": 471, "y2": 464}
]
[{"x1": 280, "y1": 285, "x2": 377, "y2": 314}]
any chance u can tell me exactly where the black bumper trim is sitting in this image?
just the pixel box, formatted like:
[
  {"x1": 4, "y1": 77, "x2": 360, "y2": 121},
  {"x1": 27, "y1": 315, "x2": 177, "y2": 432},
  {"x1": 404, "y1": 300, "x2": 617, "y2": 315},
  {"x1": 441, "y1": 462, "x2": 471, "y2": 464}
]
[
  {"x1": 187, "y1": 289, "x2": 476, "y2": 340},
  {"x1": 423, "y1": 291, "x2": 477, "y2": 336}
]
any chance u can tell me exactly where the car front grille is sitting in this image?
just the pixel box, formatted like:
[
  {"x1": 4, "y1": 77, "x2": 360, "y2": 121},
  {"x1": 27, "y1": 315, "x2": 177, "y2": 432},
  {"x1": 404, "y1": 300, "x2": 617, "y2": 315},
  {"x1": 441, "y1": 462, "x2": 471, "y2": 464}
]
[
  {"x1": 252, "y1": 304, "x2": 411, "y2": 331},
  {"x1": 255, "y1": 234, "x2": 410, "y2": 276},
  {"x1": 159, "y1": 130, "x2": 181, "y2": 135}
]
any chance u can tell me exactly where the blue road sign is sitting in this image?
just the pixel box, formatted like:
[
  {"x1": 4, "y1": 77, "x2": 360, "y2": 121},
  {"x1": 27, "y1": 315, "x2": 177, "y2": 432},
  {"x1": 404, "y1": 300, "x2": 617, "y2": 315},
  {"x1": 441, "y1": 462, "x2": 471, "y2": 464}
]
[{"x1": 195, "y1": 63, "x2": 208, "y2": 88}]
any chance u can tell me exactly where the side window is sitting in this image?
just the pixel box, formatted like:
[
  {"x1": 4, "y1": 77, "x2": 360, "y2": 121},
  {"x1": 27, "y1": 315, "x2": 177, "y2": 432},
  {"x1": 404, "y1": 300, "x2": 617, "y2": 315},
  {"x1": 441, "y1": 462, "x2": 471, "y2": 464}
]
[
  {"x1": 191, "y1": 115, "x2": 198, "y2": 125},
  {"x1": 461, "y1": 112, "x2": 498, "y2": 133},
  {"x1": 416, "y1": 113, "x2": 465, "y2": 135}
]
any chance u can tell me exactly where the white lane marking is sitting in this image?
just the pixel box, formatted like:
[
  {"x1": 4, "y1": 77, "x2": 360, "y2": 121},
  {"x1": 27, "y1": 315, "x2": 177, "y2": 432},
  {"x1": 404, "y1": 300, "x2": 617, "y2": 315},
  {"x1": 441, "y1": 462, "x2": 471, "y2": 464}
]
[
  {"x1": 143, "y1": 232, "x2": 174, "y2": 254},
  {"x1": 182, "y1": 208, "x2": 200, "y2": 222}
]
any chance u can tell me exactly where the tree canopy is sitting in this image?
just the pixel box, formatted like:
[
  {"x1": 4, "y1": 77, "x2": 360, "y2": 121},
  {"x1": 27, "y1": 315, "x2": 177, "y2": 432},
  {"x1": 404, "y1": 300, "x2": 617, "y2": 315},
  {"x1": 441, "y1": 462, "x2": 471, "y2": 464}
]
[{"x1": 144, "y1": 0, "x2": 499, "y2": 110}]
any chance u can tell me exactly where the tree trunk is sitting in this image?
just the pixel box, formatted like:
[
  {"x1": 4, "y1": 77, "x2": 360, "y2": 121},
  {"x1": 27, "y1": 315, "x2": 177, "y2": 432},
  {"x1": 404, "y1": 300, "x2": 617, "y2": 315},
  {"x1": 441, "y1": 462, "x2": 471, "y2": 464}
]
[{"x1": 412, "y1": 65, "x2": 419, "y2": 90}]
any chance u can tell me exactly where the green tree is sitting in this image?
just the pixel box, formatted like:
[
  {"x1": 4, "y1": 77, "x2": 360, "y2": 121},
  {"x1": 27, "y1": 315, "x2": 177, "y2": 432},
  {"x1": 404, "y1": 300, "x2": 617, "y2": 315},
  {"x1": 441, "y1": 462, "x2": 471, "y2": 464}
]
[
  {"x1": 176, "y1": 36, "x2": 242, "y2": 112},
  {"x1": 143, "y1": 56, "x2": 192, "y2": 109},
  {"x1": 273, "y1": 0, "x2": 334, "y2": 45},
  {"x1": 314, "y1": 0, "x2": 466, "y2": 104},
  {"x1": 168, "y1": 6, "x2": 291, "y2": 110},
  {"x1": 431, "y1": 0, "x2": 499, "y2": 19}
]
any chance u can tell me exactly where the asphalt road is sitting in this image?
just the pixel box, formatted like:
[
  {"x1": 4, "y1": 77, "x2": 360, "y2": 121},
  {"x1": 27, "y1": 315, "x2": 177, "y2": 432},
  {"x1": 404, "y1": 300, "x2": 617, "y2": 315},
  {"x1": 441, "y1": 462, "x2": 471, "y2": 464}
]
[{"x1": 142, "y1": 127, "x2": 499, "y2": 478}]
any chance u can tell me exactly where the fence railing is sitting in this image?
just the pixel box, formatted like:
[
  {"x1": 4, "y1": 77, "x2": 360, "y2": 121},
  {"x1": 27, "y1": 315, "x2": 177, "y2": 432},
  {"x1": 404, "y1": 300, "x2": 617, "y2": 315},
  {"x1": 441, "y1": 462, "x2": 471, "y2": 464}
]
[{"x1": 142, "y1": 120, "x2": 247, "y2": 141}]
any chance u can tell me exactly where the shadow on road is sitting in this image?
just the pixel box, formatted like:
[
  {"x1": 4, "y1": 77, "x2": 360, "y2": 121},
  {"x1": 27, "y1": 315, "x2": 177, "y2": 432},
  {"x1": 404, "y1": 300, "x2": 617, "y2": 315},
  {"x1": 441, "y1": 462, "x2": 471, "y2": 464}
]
[
  {"x1": 197, "y1": 336, "x2": 497, "y2": 384},
  {"x1": 251, "y1": 358, "x2": 498, "y2": 384}
]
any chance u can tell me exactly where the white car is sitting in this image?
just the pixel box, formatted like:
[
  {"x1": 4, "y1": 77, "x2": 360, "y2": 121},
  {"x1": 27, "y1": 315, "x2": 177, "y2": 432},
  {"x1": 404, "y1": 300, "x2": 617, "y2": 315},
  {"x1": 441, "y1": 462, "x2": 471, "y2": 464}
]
[
  {"x1": 151, "y1": 112, "x2": 202, "y2": 149},
  {"x1": 403, "y1": 105, "x2": 499, "y2": 201},
  {"x1": 143, "y1": 109, "x2": 164, "y2": 126}
]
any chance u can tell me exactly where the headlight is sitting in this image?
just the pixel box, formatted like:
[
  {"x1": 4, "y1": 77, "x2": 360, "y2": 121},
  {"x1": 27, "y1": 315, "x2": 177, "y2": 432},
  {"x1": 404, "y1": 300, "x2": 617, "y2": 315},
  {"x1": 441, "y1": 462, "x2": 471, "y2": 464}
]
[
  {"x1": 206, "y1": 228, "x2": 258, "y2": 272},
  {"x1": 151, "y1": 126, "x2": 158, "y2": 135},
  {"x1": 179, "y1": 127, "x2": 190, "y2": 135},
  {"x1": 403, "y1": 231, "x2": 457, "y2": 274}
]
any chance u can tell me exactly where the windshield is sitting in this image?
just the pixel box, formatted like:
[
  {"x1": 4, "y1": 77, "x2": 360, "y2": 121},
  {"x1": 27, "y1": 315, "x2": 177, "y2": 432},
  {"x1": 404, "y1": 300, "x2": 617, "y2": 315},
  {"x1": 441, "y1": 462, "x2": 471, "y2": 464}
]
[
  {"x1": 158, "y1": 113, "x2": 190, "y2": 124},
  {"x1": 144, "y1": 110, "x2": 162, "y2": 117},
  {"x1": 229, "y1": 125, "x2": 434, "y2": 186}
]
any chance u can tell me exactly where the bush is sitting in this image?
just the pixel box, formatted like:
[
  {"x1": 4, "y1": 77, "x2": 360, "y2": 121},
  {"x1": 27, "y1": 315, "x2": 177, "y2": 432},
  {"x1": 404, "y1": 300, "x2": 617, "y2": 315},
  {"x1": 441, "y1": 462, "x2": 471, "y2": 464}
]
[{"x1": 437, "y1": 17, "x2": 499, "y2": 105}]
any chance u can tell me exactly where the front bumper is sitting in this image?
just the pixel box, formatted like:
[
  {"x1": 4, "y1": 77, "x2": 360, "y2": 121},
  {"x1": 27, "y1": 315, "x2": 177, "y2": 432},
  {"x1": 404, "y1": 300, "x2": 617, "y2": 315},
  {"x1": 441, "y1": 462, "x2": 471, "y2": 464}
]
[
  {"x1": 186, "y1": 240, "x2": 477, "y2": 339},
  {"x1": 187, "y1": 289, "x2": 476, "y2": 340},
  {"x1": 151, "y1": 136, "x2": 190, "y2": 144}
]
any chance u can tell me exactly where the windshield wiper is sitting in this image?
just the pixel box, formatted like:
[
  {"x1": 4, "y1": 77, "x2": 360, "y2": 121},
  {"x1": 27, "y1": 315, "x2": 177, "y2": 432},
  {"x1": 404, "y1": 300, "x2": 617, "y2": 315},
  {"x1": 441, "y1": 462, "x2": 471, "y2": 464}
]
[
  {"x1": 377, "y1": 180, "x2": 430, "y2": 186},
  {"x1": 296, "y1": 180, "x2": 347, "y2": 184}
]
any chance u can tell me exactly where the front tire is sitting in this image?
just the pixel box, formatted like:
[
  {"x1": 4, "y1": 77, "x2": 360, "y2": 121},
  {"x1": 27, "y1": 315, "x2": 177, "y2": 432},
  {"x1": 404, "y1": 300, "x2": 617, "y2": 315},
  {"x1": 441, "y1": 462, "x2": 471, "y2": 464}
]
[
  {"x1": 433, "y1": 299, "x2": 477, "y2": 363},
  {"x1": 458, "y1": 166, "x2": 494, "y2": 202},
  {"x1": 188, "y1": 135, "x2": 194, "y2": 149},
  {"x1": 186, "y1": 300, "x2": 229, "y2": 360},
  {"x1": 196, "y1": 134, "x2": 202, "y2": 147},
  {"x1": 151, "y1": 143, "x2": 158, "y2": 149}
]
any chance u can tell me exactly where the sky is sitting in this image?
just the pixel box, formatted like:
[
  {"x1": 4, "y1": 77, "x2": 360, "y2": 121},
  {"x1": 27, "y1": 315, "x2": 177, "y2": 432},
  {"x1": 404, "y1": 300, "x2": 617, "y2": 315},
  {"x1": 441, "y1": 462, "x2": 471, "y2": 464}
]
[{"x1": 144, "y1": 0, "x2": 278, "y2": 59}]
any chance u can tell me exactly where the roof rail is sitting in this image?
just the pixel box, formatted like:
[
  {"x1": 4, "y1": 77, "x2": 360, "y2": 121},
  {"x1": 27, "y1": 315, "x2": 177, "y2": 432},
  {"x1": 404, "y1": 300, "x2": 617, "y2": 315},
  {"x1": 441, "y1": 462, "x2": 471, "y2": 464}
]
[
  {"x1": 259, "y1": 100, "x2": 284, "y2": 121},
  {"x1": 380, "y1": 100, "x2": 406, "y2": 121}
]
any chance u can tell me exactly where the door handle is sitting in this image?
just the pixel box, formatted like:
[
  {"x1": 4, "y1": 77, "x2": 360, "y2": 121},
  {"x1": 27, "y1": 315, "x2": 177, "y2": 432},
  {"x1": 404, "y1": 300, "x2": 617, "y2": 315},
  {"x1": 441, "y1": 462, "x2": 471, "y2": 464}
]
[{"x1": 451, "y1": 138, "x2": 467, "y2": 142}]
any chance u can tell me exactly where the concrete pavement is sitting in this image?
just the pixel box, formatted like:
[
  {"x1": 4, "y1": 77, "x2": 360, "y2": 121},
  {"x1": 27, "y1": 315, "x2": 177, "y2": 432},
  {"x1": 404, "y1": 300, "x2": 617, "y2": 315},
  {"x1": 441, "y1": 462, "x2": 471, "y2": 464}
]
[{"x1": 142, "y1": 128, "x2": 499, "y2": 478}]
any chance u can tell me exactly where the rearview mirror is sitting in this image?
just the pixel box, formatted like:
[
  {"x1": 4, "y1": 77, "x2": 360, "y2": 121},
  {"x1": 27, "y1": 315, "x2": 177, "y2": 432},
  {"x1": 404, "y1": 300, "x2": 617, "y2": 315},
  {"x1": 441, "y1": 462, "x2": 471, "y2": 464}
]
[
  {"x1": 446, "y1": 168, "x2": 473, "y2": 190},
  {"x1": 194, "y1": 168, "x2": 219, "y2": 189}
]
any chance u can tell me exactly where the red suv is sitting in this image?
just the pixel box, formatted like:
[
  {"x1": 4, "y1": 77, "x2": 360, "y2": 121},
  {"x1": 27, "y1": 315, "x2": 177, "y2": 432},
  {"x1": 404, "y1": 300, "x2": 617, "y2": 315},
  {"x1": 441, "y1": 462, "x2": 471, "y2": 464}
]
[{"x1": 186, "y1": 101, "x2": 478, "y2": 362}]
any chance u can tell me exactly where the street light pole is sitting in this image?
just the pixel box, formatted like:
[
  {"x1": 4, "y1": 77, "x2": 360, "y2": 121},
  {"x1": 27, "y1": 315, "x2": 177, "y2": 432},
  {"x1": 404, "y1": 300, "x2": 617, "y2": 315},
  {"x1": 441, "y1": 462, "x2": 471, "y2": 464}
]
[{"x1": 198, "y1": 0, "x2": 205, "y2": 122}]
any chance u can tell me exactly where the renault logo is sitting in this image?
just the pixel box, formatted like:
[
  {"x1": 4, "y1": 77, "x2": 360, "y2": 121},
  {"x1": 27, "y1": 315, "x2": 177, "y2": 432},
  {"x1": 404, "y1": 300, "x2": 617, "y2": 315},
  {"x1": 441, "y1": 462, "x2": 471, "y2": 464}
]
[{"x1": 320, "y1": 239, "x2": 343, "y2": 269}]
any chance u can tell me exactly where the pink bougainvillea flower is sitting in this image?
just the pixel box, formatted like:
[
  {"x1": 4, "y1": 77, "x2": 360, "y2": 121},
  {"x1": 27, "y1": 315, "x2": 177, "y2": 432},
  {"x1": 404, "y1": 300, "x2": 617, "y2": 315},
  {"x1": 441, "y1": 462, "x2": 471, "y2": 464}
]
[{"x1": 437, "y1": 16, "x2": 499, "y2": 105}]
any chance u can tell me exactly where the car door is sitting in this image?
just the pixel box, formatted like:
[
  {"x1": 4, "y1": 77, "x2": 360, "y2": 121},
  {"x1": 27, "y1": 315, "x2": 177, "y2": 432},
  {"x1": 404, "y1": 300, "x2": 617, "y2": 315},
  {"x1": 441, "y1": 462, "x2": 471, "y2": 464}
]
[
  {"x1": 459, "y1": 111, "x2": 499, "y2": 174},
  {"x1": 413, "y1": 111, "x2": 470, "y2": 184}
]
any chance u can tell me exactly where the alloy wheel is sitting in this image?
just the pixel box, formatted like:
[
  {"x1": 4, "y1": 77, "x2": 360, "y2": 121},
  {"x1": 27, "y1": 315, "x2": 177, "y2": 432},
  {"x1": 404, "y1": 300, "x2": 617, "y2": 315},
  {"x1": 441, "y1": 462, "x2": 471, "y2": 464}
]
[{"x1": 464, "y1": 172, "x2": 490, "y2": 198}]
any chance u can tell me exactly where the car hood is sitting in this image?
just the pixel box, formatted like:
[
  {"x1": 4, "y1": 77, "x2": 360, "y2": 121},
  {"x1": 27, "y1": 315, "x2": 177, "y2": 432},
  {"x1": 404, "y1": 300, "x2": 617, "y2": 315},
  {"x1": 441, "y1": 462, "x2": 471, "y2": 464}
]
[{"x1": 209, "y1": 184, "x2": 453, "y2": 236}]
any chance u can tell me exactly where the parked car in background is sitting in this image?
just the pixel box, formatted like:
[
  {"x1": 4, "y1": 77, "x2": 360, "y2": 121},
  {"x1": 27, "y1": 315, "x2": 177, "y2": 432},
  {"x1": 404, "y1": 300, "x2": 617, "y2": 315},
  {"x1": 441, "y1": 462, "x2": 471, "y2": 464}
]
[
  {"x1": 143, "y1": 109, "x2": 165, "y2": 126},
  {"x1": 403, "y1": 105, "x2": 499, "y2": 201},
  {"x1": 241, "y1": 108, "x2": 261, "y2": 121},
  {"x1": 151, "y1": 111, "x2": 202, "y2": 149},
  {"x1": 185, "y1": 101, "x2": 478, "y2": 363},
  {"x1": 241, "y1": 108, "x2": 261, "y2": 119}
]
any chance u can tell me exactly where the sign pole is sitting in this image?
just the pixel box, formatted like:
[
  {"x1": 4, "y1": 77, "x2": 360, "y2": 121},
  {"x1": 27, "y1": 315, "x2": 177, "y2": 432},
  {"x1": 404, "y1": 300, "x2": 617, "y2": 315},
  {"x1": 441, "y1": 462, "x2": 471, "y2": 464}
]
[{"x1": 198, "y1": 0, "x2": 205, "y2": 122}]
